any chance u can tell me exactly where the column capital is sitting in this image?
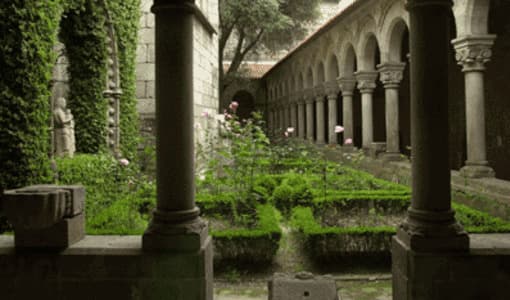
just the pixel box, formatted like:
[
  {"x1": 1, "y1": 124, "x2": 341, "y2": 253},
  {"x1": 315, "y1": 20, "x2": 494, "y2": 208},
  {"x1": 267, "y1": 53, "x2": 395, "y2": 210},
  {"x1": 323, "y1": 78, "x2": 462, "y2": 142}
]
[
  {"x1": 303, "y1": 88, "x2": 315, "y2": 103},
  {"x1": 355, "y1": 71, "x2": 378, "y2": 93},
  {"x1": 452, "y1": 35, "x2": 497, "y2": 72},
  {"x1": 337, "y1": 77, "x2": 357, "y2": 96},
  {"x1": 324, "y1": 80, "x2": 339, "y2": 98},
  {"x1": 314, "y1": 84, "x2": 325, "y2": 99},
  {"x1": 378, "y1": 62, "x2": 406, "y2": 88}
]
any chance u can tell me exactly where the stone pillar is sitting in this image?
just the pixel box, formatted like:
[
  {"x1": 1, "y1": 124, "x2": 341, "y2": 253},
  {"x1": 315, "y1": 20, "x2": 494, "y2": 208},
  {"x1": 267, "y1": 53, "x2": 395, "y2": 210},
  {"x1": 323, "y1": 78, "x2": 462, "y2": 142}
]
[
  {"x1": 290, "y1": 98, "x2": 297, "y2": 134},
  {"x1": 325, "y1": 81, "x2": 339, "y2": 145},
  {"x1": 143, "y1": 9, "x2": 213, "y2": 299},
  {"x1": 267, "y1": 108, "x2": 274, "y2": 134},
  {"x1": 314, "y1": 85, "x2": 326, "y2": 145},
  {"x1": 297, "y1": 96, "x2": 306, "y2": 139},
  {"x1": 453, "y1": 35, "x2": 496, "y2": 178},
  {"x1": 378, "y1": 62, "x2": 406, "y2": 161},
  {"x1": 355, "y1": 71, "x2": 378, "y2": 149},
  {"x1": 278, "y1": 102, "x2": 284, "y2": 131},
  {"x1": 305, "y1": 88, "x2": 315, "y2": 141},
  {"x1": 395, "y1": 0, "x2": 467, "y2": 252},
  {"x1": 393, "y1": 2, "x2": 469, "y2": 297},
  {"x1": 338, "y1": 77, "x2": 357, "y2": 147}
]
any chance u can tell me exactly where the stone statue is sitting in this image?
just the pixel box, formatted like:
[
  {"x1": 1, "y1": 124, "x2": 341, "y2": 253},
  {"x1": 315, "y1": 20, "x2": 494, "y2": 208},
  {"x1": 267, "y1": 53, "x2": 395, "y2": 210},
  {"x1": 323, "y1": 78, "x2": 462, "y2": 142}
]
[{"x1": 53, "y1": 97, "x2": 75, "y2": 157}]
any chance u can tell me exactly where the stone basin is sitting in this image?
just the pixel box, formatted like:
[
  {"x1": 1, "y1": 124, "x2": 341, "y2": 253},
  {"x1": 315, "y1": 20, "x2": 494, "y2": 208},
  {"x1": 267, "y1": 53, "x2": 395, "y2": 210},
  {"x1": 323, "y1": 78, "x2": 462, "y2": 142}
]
[{"x1": 2, "y1": 188, "x2": 68, "y2": 230}]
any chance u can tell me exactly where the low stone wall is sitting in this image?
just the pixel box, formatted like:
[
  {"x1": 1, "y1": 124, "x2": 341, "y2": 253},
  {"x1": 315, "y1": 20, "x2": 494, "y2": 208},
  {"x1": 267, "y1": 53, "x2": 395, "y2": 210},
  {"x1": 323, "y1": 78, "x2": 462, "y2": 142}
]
[
  {"x1": 393, "y1": 234, "x2": 510, "y2": 300},
  {"x1": 0, "y1": 236, "x2": 213, "y2": 300}
]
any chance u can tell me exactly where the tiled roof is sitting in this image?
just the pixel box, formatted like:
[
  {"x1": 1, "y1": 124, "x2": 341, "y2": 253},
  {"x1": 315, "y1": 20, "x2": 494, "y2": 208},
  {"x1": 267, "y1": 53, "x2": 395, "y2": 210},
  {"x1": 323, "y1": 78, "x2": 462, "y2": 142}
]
[{"x1": 223, "y1": 62, "x2": 275, "y2": 78}]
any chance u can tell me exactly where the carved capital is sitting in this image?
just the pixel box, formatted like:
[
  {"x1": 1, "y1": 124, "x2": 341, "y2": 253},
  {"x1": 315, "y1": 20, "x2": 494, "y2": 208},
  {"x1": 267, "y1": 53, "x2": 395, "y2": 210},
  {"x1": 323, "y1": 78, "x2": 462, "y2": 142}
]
[
  {"x1": 337, "y1": 77, "x2": 357, "y2": 95},
  {"x1": 378, "y1": 62, "x2": 406, "y2": 88},
  {"x1": 355, "y1": 71, "x2": 378, "y2": 93},
  {"x1": 452, "y1": 35, "x2": 496, "y2": 72},
  {"x1": 304, "y1": 88, "x2": 315, "y2": 102},
  {"x1": 324, "y1": 81, "x2": 339, "y2": 98},
  {"x1": 314, "y1": 84, "x2": 325, "y2": 98}
]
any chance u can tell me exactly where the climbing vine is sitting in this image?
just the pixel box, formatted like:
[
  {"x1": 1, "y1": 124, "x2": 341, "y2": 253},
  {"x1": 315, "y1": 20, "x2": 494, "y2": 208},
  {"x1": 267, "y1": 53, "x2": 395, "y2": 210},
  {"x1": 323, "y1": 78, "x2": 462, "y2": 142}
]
[{"x1": 0, "y1": 0, "x2": 140, "y2": 194}]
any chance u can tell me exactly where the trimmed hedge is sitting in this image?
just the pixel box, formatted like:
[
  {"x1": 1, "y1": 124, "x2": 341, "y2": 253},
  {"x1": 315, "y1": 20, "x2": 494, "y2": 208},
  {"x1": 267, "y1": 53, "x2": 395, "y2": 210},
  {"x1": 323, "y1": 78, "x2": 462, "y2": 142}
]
[
  {"x1": 211, "y1": 204, "x2": 282, "y2": 263},
  {"x1": 291, "y1": 203, "x2": 510, "y2": 262}
]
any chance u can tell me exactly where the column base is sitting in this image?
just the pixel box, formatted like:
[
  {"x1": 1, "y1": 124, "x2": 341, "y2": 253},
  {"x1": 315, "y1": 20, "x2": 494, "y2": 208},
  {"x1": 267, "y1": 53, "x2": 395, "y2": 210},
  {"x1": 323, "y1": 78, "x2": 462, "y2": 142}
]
[
  {"x1": 397, "y1": 208, "x2": 469, "y2": 252},
  {"x1": 143, "y1": 213, "x2": 209, "y2": 252},
  {"x1": 460, "y1": 163, "x2": 495, "y2": 178},
  {"x1": 381, "y1": 152, "x2": 406, "y2": 162}
]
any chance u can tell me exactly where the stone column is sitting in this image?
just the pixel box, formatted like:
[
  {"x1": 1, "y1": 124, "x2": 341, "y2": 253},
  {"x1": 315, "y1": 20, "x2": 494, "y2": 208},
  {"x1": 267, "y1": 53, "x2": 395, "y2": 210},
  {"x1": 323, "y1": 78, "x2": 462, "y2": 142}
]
[
  {"x1": 305, "y1": 88, "x2": 315, "y2": 141},
  {"x1": 267, "y1": 108, "x2": 274, "y2": 134},
  {"x1": 325, "y1": 81, "x2": 339, "y2": 145},
  {"x1": 290, "y1": 96, "x2": 297, "y2": 134},
  {"x1": 143, "y1": 0, "x2": 210, "y2": 254},
  {"x1": 378, "y1": 62, "x2": 406, "y2": 161},
  {"x1": 278, "y1": 101, "x2": 284, "y2": 131},
  {"x1": 314, "y1": 85, "x2": 326, "y2": 145},
  {"x1": 338, "y1": 77, "x2": 357, "y2": 147},
  {"x1": 396, "y1": 0, "x2": 468, "y2": 252},
  {"x1": 355, "y1": 71, "x2": 378, "y2": 149},
  {"x1": 297, "y1": 96, "x2": 306, "y2": 139},
  {"x1": 453, "y1": 35, "x2": 496, "y2": 178}
]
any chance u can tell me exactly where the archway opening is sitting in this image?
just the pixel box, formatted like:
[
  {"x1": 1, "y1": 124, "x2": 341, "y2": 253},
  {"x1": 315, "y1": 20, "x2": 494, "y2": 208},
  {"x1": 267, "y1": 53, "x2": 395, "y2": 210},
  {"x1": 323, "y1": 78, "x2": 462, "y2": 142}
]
[{"x1": 232, "y1": 90, "x2": 256, "y2": 121}]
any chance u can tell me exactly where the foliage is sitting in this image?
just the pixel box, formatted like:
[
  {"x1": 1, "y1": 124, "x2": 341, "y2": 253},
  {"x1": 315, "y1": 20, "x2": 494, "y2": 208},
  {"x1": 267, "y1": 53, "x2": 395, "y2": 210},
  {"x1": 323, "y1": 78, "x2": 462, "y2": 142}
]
[
  {"x1": 219, "y1": 0, "x2": 321, "y2": 91},
  {"x1": 108, "y1": 0, "x2": 141, "y2": 159},
  {"x1": 56, "y1": 154, "x2": 154, "y2": 234},
  {"x1": 60, "y1": 0, "x2": 108, "y2": 153},
  {"x1": 0, "y1": 0, "x2": 140, "y2": 202},
  {"x1": 0, "y1": 1, "x2": 60, "y2": 193}
]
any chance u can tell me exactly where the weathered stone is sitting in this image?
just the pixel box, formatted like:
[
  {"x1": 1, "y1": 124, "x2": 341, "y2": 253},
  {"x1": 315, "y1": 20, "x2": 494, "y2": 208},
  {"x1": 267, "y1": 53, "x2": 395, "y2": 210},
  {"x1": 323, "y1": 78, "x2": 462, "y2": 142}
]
[
  {"x1": 53, "y1": 97, "x2": 76, "y2": 158},
  {"x1": 2, "y1": 185, "x2": 85, "y2": 249},
  {"x1": 268, "y1": 272, "x2": 338, "y2": 300}
]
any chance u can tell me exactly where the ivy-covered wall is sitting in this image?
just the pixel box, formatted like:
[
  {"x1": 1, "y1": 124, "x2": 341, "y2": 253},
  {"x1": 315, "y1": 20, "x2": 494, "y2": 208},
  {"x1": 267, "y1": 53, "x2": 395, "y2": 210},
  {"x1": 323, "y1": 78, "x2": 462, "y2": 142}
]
[
  {"x1": 0, "y1": 0, "x2": 140, "y2": 194},
  {"x1": 0, "y1": 1, "x2": 62, "y2": 191}
]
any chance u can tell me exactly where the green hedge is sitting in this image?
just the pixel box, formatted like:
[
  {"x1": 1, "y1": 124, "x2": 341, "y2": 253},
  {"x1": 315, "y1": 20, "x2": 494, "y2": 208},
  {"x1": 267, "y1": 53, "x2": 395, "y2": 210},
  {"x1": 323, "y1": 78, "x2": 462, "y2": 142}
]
[
  {"x1": 211, "y1": 204, "x2": 282, "y2": 263},
  {"x1": 56, "y1": 154, "x2": 151, "y2": 235},
  {"x1": 291, "y1": 204, "x2": 510, "y2": 261}
]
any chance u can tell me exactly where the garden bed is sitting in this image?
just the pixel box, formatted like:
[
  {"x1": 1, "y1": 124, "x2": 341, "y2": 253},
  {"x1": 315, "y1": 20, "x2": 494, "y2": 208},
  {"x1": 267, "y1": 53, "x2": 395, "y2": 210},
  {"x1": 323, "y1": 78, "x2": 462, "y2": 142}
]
[
  {"x1": 291, "y1": 202, "x2": 510, "y2": 262},
  {"x1": 203, "y1": 204, "x2": 282, "y2": 264}
]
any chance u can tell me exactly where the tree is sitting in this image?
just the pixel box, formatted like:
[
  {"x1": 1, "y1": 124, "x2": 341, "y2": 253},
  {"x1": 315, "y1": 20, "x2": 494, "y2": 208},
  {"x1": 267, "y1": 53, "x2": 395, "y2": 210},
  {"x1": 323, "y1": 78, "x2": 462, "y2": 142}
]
[{"x1": 219, "y1": 0, "x2": 321, "y2": 93}]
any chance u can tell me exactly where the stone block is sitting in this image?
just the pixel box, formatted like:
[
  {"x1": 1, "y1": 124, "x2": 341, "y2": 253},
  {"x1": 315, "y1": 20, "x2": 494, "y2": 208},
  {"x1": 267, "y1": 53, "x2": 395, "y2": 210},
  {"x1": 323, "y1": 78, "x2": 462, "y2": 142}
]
[
  {"x1": 268, "y1": 272, "x2": 338, "y2": 300},
  {"x1": 146, "y1": 80, "x2": 155, "y2": 99},
  {"x1": 147, "y1": 44, "x2": 155, "y2": 63},
  {"x1": 14, "y1": 213, "x2": 85, "y2": 249},
  {"x1": 136, "y1": 63, "x2": 155, "y2": 81},
  {"x1": 136, "y1": 44, "x2": 147, "y2": 63},
  {"x1": 138, "y1": 28, "x2": 155, "y2": 44},
  {"x1": 136, "y1": 80, "x2": 147, "y2": 98}
]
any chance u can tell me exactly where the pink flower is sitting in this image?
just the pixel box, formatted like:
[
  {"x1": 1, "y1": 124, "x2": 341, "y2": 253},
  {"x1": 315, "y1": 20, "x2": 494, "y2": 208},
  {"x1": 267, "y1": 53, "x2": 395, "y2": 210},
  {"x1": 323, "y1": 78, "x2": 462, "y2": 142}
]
[
  {"x1": 225, "y1": 113, "x2": 232, "y2": 120},
  {"x1": 344, "y1": 138, "x2": 353, "y2": 145},
  {"x1": 286, "y1": 127, "x2": 295, "y2": 133},
  {"x1": 201, "y1": 111, "x2": 210, "y2": 118},
  {"x1": 284, "y1": 132, "x2": 289, "y2": 137},
  {"x1": 335, "y1": 125, "x2": 345, "y2": 133},
  {"x1": 119, "y1": 158, "x2": 129, "y2": 166},
  {"x1": 229, "y1": 101, "x2": 239, "y2": 112}
]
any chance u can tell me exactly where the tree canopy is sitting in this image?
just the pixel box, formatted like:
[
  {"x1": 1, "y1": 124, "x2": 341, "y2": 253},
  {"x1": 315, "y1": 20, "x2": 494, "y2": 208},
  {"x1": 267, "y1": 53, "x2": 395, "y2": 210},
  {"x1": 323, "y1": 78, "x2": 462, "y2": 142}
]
[{"x1": 219, "y1": 0, "x2": 321, "y2": 91}]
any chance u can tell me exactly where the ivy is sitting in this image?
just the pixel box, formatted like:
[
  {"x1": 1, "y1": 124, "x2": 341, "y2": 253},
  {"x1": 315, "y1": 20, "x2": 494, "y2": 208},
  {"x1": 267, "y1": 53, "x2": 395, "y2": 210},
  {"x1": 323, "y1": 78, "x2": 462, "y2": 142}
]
[
  {"x1": 0, "y1": 0, "x2": 62, "y2": 192},
  {"x1": 0, "y1": 0, "x2": 141, "y2": 196}
]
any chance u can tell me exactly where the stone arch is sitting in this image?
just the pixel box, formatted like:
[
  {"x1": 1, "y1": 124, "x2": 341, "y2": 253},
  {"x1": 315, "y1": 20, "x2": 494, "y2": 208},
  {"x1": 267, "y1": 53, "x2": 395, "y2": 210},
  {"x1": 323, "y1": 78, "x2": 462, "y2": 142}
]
[
  {"x1": 326, "y1": 54, "x2": 339, "y2": 81},
  {"x1": 379, "y1": 0, "x2": 410, "y2": 62},
  {"x1": 339, "y1": 42, "x2": 357, "y2": 77},
  {"x1": 298, "y1": 72, "x2": 305, "y2": 91},
  {"x1": 315, "y1": 61, "x2": 326, "y2": 85},
  {"x1": 358, "y1": 33, "x2": 381, "y2": 70},
  {"x1": 305, "y1": 67, "x2": 314, "y2": 88},
  {"x1": 231, "y1": 90, "x2": 255, "y2": 121},
  {"x1": 385, "y1": 18, "x2": 410, "y2": 63},
  {"x1": 453, "y1": 0, "x2": 491, "y2": 36}
]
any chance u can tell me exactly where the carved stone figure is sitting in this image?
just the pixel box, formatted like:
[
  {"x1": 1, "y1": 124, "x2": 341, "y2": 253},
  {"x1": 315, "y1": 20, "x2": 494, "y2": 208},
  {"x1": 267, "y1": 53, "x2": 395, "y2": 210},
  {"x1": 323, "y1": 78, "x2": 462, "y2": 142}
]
[{"x1": 53, "y1": 97, "x2": 75, "y2": 157}]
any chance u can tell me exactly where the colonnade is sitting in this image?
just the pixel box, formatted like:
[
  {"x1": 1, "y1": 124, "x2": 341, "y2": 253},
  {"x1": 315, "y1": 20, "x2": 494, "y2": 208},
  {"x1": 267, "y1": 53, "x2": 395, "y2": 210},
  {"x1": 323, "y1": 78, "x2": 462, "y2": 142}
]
[{"x1": 267, "y1": 33, "x2": 497, "y2": 177}]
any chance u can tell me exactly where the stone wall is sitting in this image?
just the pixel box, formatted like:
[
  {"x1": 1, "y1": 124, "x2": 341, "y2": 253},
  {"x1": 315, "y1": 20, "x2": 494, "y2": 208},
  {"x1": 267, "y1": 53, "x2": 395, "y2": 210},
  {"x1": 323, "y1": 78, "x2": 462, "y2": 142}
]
[{"x1": 137, "y1": 0, "x2": 220, "y2": 145}]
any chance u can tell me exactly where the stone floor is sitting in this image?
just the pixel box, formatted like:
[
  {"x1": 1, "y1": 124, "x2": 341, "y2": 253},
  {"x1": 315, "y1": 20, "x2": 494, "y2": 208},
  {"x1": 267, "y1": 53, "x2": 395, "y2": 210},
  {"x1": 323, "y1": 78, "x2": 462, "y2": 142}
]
[{"x1": 214, "y1": 277, "x2": 392, "y2": 300}]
